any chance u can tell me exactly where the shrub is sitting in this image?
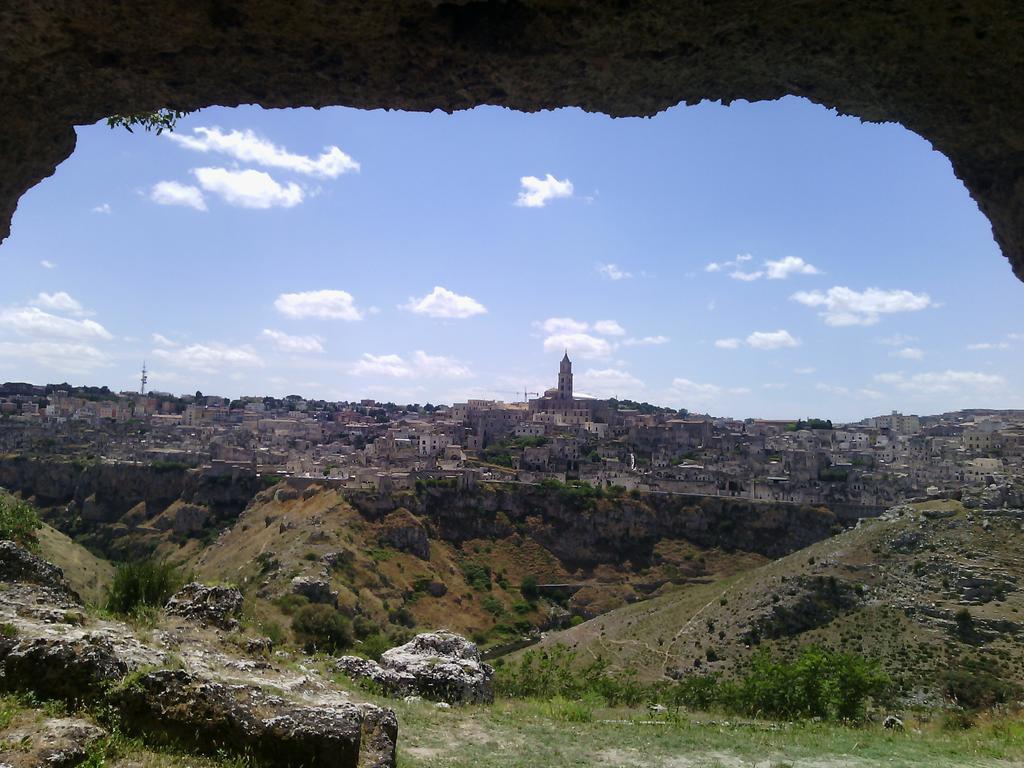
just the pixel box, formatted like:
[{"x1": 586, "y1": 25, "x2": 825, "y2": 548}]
[
  {"x1": 720, "y1": 647, "x2": 889, "y2": 721},
  {"x1": 943, "y1": 667, "x2": 1021, "y2": 709},
  {"x1": 482, "y1": 595, "x2": 505, "y2": 617},
  {"x1": 954, "y1": 608, "x2": 978, "y2": 643},
  {"x1": 260, "y1": 620, "x2": 287, "y2": 646},
  {"x1": 520, "y1": 575, "x2": 540, "y2": 602},
  {"x1": 461, "y1": 562, "x2": 492, "y2": 591},
  {"x1": 357, "y1": 633, "x2": 392, "y2": 662},
  {"x1": 274, "y1": 593, "x2": 310, "y2": 615},
  {"x1": 291, "y1": 604, "x2": 353, "y2": 653},
  {"x1": 106, "y1": 560, "x2": 183, "y2": 615},
  {"x1": 0, "y1": 496, "x2": 42, "y2": 550}
]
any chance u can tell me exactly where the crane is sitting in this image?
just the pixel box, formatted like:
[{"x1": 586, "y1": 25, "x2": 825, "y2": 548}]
[{"x1": 503, "y1": 390, "x2": 540, "y2": 402}]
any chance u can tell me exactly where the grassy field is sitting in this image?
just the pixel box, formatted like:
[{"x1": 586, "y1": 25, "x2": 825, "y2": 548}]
[{"x1": 391, "y1": 698, "x2": 1024, "y2": 768}]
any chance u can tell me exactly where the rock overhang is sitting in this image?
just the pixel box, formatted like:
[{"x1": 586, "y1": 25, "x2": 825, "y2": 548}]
[{"x1": 0, "y1": 1, "x2": 1022, "y2": 280}]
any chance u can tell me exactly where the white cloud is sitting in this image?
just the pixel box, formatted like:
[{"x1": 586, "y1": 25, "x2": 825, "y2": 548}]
[
  {"x1": 878, "y1": 334, "x2": 916, "y2": 347},
  {"x1": 816, "y1": 383, "x2": 850, "y2": 397},
  {"x1": 193, "y1": 167, "x2": 303, "y2": 209},
  {"x1": 576, "y1": 368, "x2": 645, "y2": 399},
  {"x1": 351, "y1": 351, "x2": 472, "y2": 379},
  {"x1": 729, "y1": 270, "x2": 764, "y2": 282},
  {"x1": 150, "y1": 181, "x2": 207, "y2": 211},
  {"x1": 515, "y1": 174, "x2": 573, "y2": 208},
  {"x1": 167, "y1": 127, "x2": 359, "y2": 178},
  {"x1": 0, "y1": 341, "x2": 111, "y2": 372},
  {"x1": 765, "y1": 256, "x2": 820, "y2": 279},
  {"x1": 714, "y1": 338, "x2": 742, "y2": 350},
  {"x1": 873, "y1": 370, "x2": 1007, "y2": 394},
  {"x1": 274, "y1": 289, "x2": 363, "y2": 321},
  {"x1": 39, "y1": 260, "x2": 56, "y2": 270},
  {"x1": 707, "y1": 253, "x2": 817, "y2": 282},
  {"x1": 411, "y1": 350, "x2": 473, "y2": 379},
  {"x1": 262, "y1": 329, "x2": 325, "y2": 354},
  {"x1": 542, "y1": 333, "x2": 613, "y2": 359},
  {"x1": 31, "y1": 291, "x2": 88, "y2": 316},
  {"x1": 623, "y1": 335, "x2": 669, "y2": 346},
  {"x1": 746, "y1": 329, "x2": 800, "y2": 350},
  {"x1": 597, "y1": 263, "x2": 632, "y2": 280},
  {"x1": 91, "y1": 203, "x2": 112, "y2": 214},
  {"x1": 858, "y1": 389, "x2": 884, "y2": 400},
  {"x1": 668, "y1": 377, "x2": 750, "y2": 406},
  {"x1": 794, "y1": 367, "x2": 816, "y2": 375},
  {"x1": 153, "y1": 342, "x2": 263, "y2": 372},
  {"x1": 0, "y1": 306, "x2": 112, "y2": 341},
  {"x1": 539, "y1": 317, "x2": 590, "y2": 335},
  {"x1": 891, "y1": 347, "x2": 924, "y2": 360},
  {"x1": 791, "y1": 286, "x2": 933, "y2": 326},
  {"x1": 152, "y1": 333, "x2": 178, "y2": 347},
  {"x1": 351, "y1": 353, "x2": 412, "y2": 378},
  {"x1": 593, "y1": 320, "x2": 626, "y2": 337},
  {"x1": 966, "y1": 341, "x2": 1010, "y2": 351},
  {"x1": 402, "y1": 286, "x2": 486, "y2": 319}
]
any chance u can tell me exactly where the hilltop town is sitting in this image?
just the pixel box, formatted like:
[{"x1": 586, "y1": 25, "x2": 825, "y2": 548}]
[{"x1": 2, "y1": 354, "x2": 1021, "y2": 515}]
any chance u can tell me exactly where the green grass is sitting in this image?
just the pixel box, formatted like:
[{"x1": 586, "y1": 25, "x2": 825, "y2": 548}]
[{"x1": 391, "y1": 697, "x2": 1024, "y2": 767}]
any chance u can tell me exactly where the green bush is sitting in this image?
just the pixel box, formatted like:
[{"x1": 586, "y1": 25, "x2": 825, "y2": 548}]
[
  {"x1": 105, "y1": 560, "x2": 183, "y2": 615},
  {"x1": 716, "y1": 647, "x2": 889, "y2": 720},
  {"x1": 496, "y1": 644, "x2": 888, "y2": 722},
  {"x1": 461, "y1": 562, "x2": 492, "y2": 591},
  {"x1": 0, "y1": 496, "x2": 42, "y2": 549},
  {"x1": 291, "y1": 604, "x2": 353, "y2": 653},
  {"x1": 357, "y1": 633, "x2": 392, "y2": 662},
  {"x1": 482, "y1": 595, "x2": 505, "y2": 617},
  {"x1": 943, "y1": 667, "x2": 1021, "y2": 709},
  {"x1": 520, "y1": 575, "x2": 539, "y2": 602}
]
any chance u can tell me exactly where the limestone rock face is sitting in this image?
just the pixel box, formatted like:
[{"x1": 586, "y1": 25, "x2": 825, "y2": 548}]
[
  {"x1": 165, "y1": 582, "x2": 244, "y2": 629},
  {"x1": 378, "y1": 508, "x2": 430, "y2": 560},
  {"x1": 337, "y1": 631, "x2": 493, "y2": 705},
  {"x1": 109, "y1": 669, "x2": 397, "y2": 768},
  {"x1": 0, "y1": 717, "x2": 106, "y2": 768}
]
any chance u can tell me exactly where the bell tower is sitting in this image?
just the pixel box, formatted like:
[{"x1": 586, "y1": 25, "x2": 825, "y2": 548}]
[{"x1": 557, "y1": 350, "x2": 573, "y2": 400}]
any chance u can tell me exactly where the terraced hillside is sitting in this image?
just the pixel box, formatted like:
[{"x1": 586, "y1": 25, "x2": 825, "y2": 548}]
[{"x1": 532, "y1": 500, "x2": 1024, "y2": 705}]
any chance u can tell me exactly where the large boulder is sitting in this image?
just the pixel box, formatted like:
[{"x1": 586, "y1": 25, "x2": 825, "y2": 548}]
[
  {"x1": 0, "y1": 540, "x2": 66, "y2": 588},
  {"x1": 0, "y1": 717, "x2": 106, "y2": 768},
  {"x1": 291, "y1": 576, "x2": 337, "y2": 606},
  {"x1": 0, "y1": 634, "x2": 134, "y2": 703},
  {"x1": 0, "y1": 540, "x2": 79, "y2": 602},
  {"x1": 165, "y1": 582, "x2": 244, "y2": 630},
  {"x1": 337, "y1": 631, "x2": 493, "y2": 705},
  {"x1": 109, "y1": 669, "x2": 397, "y2": 768}
]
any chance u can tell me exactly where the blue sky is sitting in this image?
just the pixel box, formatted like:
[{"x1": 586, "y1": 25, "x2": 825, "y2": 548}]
[{"x1": 0, "y1": 97, "x2": 1021, "y2": 421}]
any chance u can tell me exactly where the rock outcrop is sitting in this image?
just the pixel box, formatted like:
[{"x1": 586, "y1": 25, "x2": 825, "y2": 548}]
[
  {"x1": 0, "y1": 542, "x2": 398, "y2": 767},
  {"x1": 378, "y1": 508, "x2": 430, "y2": 560},
  {"x1": 1, "y1": 4, "x2": 1024, "y2": 281},
  {"x1": 337, "y1": 631, "x2": 493, "y2": 705},
  {"x1": 110, "y1": 669, "x2": 397, "y2": 768},
  {"x1": 0, "y1": 717, "x2": 106, "y2": 768},
  {"x1": 291, "y1": 576, "x2": 338, "y2": 605},
  {"x1": 0, "y1": 540, "x2": 75, "y2": 597},
  {"x1": 165, "y1": 582, "x2": 244, "y2": 629}
]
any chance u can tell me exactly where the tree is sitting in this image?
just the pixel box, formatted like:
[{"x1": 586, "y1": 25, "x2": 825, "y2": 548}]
[
  {"x1": 0, "y1": 496, "x2": 42, "y2": 550},
  {"x1": 106, "y1": 109, "x2": 190, "y2": 135},
  {"x1": 520, "y1": 575, "x2": 540, "y2": 602}
]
